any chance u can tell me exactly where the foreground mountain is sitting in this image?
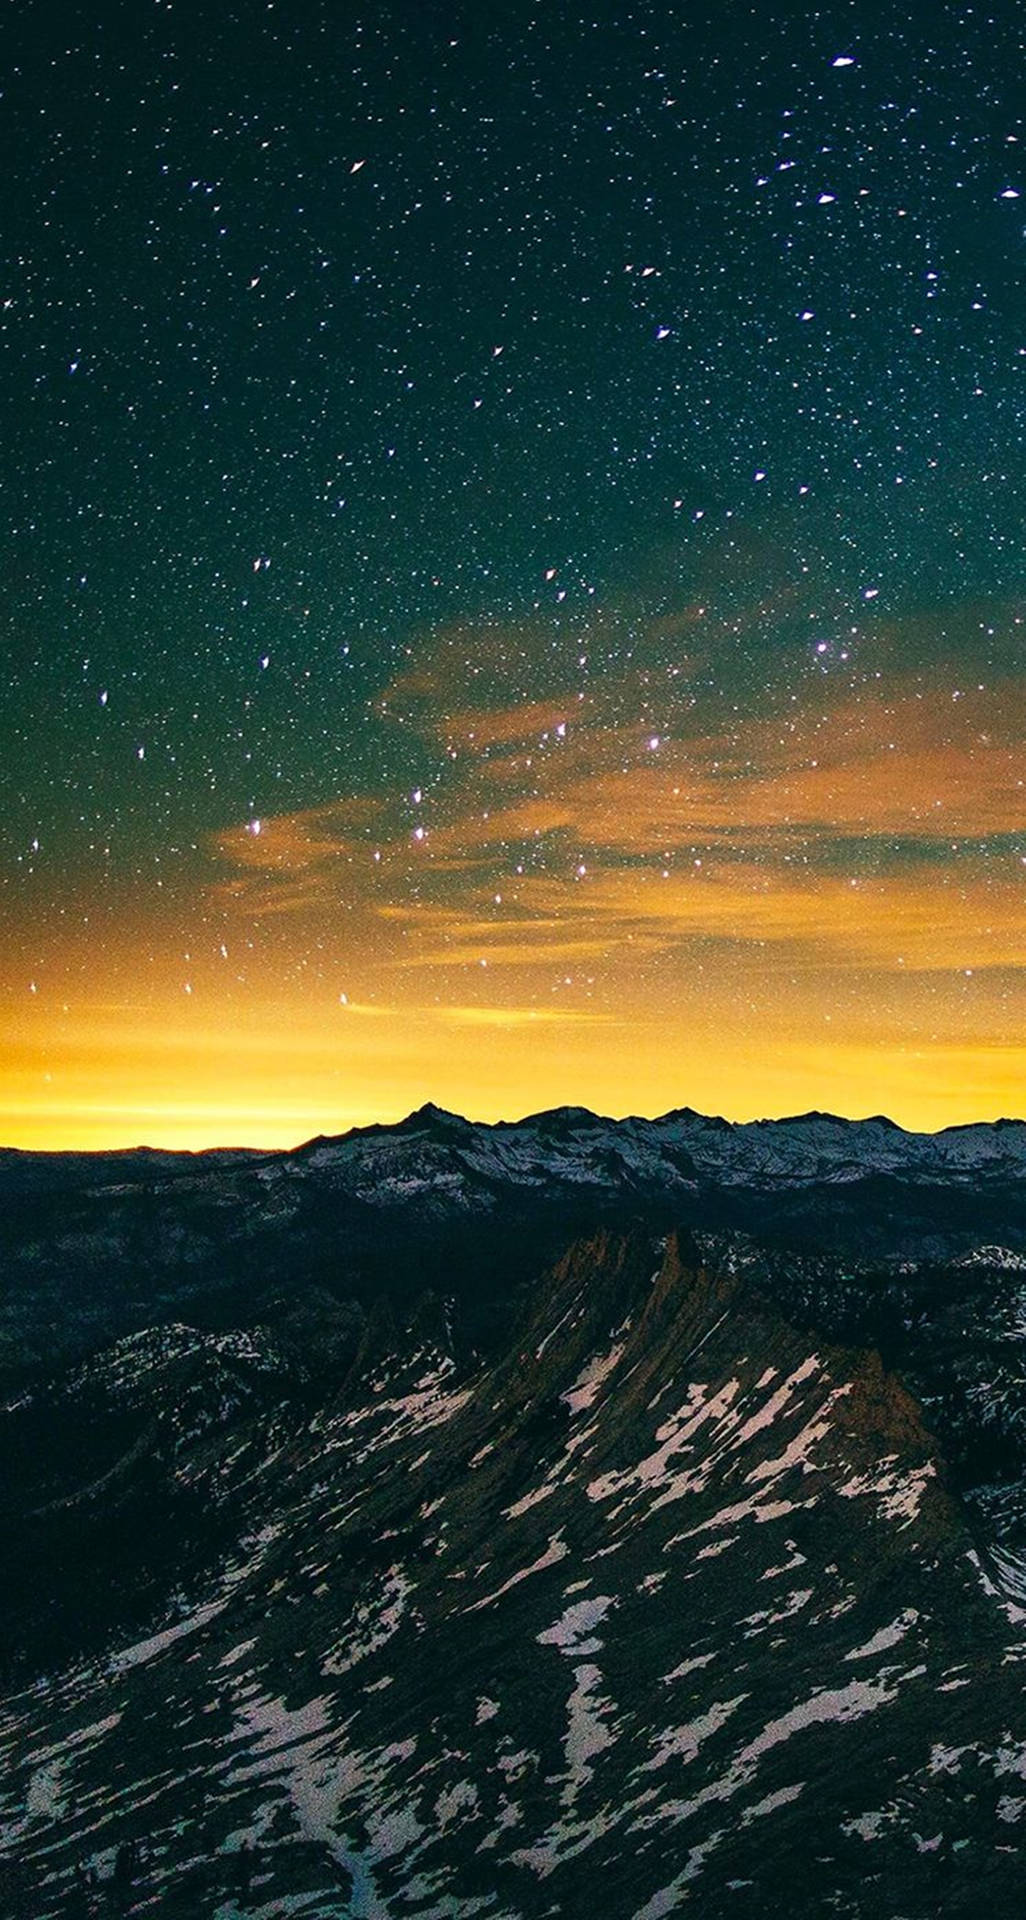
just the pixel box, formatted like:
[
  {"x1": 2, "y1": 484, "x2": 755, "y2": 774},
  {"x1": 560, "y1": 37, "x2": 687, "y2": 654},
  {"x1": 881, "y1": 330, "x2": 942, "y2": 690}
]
[
  {"x1": 2, "y1": 1106, "x2": 1026, "y2": 1915},
  {"x1": 4, "y1": 1224, "x2": 1026, "y2": 1919}
]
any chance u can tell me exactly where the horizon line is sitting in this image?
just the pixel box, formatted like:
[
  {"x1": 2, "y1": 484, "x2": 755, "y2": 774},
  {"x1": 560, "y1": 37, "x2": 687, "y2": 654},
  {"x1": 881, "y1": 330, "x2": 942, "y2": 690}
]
[{"x1": 2, "y1": 1097, "x2": 1024, "y2": 1159}]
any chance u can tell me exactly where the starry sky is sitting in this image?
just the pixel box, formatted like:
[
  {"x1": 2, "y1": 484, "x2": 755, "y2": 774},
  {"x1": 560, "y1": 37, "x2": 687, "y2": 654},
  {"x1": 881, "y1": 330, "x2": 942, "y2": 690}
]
[{"x1": 1, "y1": 0, "x2": 1023, "y2": 1149}]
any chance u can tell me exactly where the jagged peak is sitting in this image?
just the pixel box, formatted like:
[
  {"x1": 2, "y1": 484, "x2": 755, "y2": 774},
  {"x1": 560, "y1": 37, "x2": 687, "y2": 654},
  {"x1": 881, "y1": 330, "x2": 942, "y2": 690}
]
[
  {"x1": 516, "y1": 1104, "x2": 606, "y2": 1135},
  {"x1": 394, "y1": 1101, "x2": 475, "y2": 1137}
]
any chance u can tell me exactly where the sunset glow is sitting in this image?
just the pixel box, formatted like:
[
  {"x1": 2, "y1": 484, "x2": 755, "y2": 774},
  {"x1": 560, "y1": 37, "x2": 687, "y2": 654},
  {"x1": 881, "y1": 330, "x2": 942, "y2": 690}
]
[{"x1": 2, "y1": 4, "x2": 1022, "y2": 1149}]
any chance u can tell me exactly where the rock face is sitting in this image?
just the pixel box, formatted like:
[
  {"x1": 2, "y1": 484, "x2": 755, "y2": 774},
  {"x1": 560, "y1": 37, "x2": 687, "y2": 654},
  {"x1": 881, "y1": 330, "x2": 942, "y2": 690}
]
[{"x1": 2, "y1": 1222, "x2": 1026, "y2": 1919}]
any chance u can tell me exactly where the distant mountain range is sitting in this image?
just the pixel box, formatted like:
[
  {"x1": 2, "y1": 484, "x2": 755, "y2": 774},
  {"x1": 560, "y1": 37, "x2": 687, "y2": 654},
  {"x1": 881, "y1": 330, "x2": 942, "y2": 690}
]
[
  {"x1": 4, "y1": 1101, "x2": 1026, "y2": 1200},
  {"x1": 3, "y1": 1102, "x2": 1026, "y2": 1390},
  {"x1": 2, "y1": 1105, "x2": 1026, "y2": 1916}
]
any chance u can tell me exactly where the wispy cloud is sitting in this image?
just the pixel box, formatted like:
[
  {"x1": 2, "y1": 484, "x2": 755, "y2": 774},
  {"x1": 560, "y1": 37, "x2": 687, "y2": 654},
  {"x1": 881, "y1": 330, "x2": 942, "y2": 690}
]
[
  {"x1": 435, "y1": 1004, "x2": 614, "y2": 1027},
  {"x1": 206, "y1": 612, "x2": 1025, "y2": 996}
]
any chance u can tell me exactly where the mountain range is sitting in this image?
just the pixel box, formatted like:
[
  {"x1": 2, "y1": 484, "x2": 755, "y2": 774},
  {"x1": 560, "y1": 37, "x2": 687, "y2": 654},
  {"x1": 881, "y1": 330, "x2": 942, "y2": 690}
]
[{"x1": 2, "y1": 1103, "x2": 1026, "y2": 1917}]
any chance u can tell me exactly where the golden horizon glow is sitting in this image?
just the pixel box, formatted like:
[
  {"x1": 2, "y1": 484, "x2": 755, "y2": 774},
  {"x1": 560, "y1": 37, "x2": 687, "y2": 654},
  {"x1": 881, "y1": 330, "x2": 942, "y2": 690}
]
[
  {"x1": 3, "y1": 989, "x2": 1025, "y2": 1152},
  {"x1": 4, "y1": 602, "x2": 1023, "y2": 1151}
]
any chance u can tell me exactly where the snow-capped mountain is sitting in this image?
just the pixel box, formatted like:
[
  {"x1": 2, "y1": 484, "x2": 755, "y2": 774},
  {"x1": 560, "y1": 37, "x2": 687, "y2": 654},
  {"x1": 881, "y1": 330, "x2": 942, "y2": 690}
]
[
  {"x1": 282, "y1": 1100, "x2": 1026, "y2": 1201},
  {"x1": 3, "y1": 1106, "x2": 1026, "y2": 1915},
  {"x1": 3, "y1": 1103, "x2": 1026, "y2": 1392},
  {"x1": 4, "y1": 1225, "x2": 1026, "y2": 1919}
]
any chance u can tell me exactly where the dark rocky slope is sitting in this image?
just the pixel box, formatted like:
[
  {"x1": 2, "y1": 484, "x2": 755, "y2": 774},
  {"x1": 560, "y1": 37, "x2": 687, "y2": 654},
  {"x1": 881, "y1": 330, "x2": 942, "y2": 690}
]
[{"x1": 2, "y1": 1227, "x2": 1025, "y2": 1918}]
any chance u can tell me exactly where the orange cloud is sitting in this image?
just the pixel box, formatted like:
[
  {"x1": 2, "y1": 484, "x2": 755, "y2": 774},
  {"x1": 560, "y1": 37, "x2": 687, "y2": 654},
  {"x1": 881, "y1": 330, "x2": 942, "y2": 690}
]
[
  {"x1": 206, "y1": 657, "x2": 1025, "y2": 996},
  {"x1": 216, "y1": 797, "x2": 383, "y2": 872},
  {"x1": 506, "y1": 865, "x2": 1026, "y2": 972},
  {"x1": 6, "y1": 589, "x2": 1023, "y2": 1152}
]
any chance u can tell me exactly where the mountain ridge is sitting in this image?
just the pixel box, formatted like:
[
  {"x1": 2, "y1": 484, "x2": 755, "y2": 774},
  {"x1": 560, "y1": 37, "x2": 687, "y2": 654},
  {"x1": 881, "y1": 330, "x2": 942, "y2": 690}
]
[
  {"x1": 4, "y1": 1098, "x2": 1026, "y2": 1913},
  {"x1": 4, "y1": 1099, "x2": 1026, "y2": 1174},
  {"x1": 3, "y1": 1223, "x2": 1026, "y2": 1917},
  {"x1": 3, "y1": 1102, "x2": 1026, "y2": 1402}
]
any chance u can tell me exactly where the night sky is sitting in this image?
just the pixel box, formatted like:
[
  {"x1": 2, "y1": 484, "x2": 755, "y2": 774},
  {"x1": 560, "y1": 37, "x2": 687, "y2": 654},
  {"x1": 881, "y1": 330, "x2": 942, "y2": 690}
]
[{"x1": 2, "y1": 0, "x2": 1023, "y2": 1148}]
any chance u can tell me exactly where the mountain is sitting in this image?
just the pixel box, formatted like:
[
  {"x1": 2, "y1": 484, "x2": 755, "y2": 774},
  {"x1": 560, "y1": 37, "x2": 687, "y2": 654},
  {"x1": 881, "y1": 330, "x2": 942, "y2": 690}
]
[
  {"x1": 3, "y1": 1103, "x2": 1026, "y2": 1390},
  {"x1": 2, "y1": 1108, "x2": 1026, "y2": 1915}
]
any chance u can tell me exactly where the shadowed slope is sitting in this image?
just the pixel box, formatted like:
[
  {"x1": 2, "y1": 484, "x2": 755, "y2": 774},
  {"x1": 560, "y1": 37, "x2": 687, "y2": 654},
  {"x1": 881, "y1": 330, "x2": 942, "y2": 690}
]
[{"x1": 2, "y1": 1230, "x2": 1024, "y2": 1917}]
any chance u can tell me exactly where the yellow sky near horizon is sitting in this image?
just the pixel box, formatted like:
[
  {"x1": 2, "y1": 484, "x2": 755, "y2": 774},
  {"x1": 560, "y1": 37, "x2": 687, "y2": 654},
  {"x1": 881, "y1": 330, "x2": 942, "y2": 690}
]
[
  {"x1": 2, "y1": 1014, "x2": 1024, "y2": 1150},
  {"x1": 3, "y1": 616, "x2": 1023, "y2": 1151}
]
